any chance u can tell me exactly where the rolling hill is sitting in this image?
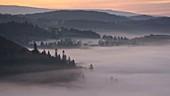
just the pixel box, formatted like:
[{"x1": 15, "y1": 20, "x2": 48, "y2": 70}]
[
  {"x1": 0, "y1": 5, "x2": 139, "y2": 16},
  {"x1": 0, "y1": 5, "x2": 54, "y2": 15},
  {"x1": 26, "y1": 10, "x2": 131, "y2": 22},
  {"x1": 0, "y1": 21, "x2": 53, "y2": 44},
  {"x1": 129, "y1": 15, "x2": 156, "y2": 20},
  {"x1": 0, "y1": 5, "x2": 170, "y2": 34}
]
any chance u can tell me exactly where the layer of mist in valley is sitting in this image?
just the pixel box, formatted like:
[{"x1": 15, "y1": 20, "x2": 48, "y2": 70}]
[
  {"x1": 1, "y1": 45, "x2": 170, "y2": 96},
  {"x1": 1, "y1": 4, "x2": 170, "y2": 96}
]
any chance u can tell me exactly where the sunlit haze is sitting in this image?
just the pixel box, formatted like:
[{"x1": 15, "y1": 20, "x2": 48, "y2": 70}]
[{"x1": 1, "y1": 0, "x2": 170, "y2": 16}]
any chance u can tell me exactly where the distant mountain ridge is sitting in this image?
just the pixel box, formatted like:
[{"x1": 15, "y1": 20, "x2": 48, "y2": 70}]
[
  {"x1": 129, "y1": 15, "x2": 156, "y2": 20},
  {"x1": 24, "y1": 10, "x2": 132, "y2": 28},
  {"x1": 0, "y1": 5, "x2": 55, "y2": 15},
  {"x1": 0, "y1": 5, "x2": 139, "y2": 16},
  {"x1": 26, "y1": 10, "x2": 131, "y2": 22},
  {"x1": 94, "y1": 9, "x2": 138, "y2": 16},
  {"x1": 62, "y1": 17, "x2": 170, "y2": 33},
  {"x1": 0, "y1": 5, "x2": 170, "y2": 34}
]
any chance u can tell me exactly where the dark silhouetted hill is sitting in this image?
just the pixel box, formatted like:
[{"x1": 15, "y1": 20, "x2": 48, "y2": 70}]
[
  {"x1": 25, "y1": 10, "x2": 131, "y2": 28},
  {"x1": 120, "y1": 17, "x2": 170, "y2": 32},
  {"x1": 0, "y1": 35, "x2": 77, "y2": 76},
  {"x1": 0, "y1": 21, "x2": 101, "y2": 45},
  {"x1": 0, "y1": 35, "x2": 28, "y2": 54},
  {"x1": 63, "y1": 17, "x2": 170, "y2": 33},
  {"x1": 26, "y1": 10, "x2": 131, "y2": 22},
  {"x1": 49, "y1": 27, "x2": 101, "y2": 39},
  {"x1": 24, "y1": 10, "x2": 170, "y2": 33},
  {"x1": 63, "y1": 20, "x2": 115, "y2": 30},
  {"x1": 0, "y1": 14, "x2": 29, "y2": 23},
  {"x1": 0, "y1": 21, "x2": 53, "y2": 44}
]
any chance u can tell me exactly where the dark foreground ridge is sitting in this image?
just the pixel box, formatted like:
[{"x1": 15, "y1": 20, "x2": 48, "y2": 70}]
[{"x1": 0, "y1": 35, "x2": 77, "y2": 77}]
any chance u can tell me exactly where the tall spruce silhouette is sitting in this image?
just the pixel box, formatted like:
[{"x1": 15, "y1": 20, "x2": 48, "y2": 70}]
[{"x1": 32, "y1": 42, "x2": 39, "y2": 53}]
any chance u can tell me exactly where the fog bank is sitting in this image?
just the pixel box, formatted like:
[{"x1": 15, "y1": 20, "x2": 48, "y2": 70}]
[{"x1": 1, "y1": 46, "x2": 170, "y2": 96}]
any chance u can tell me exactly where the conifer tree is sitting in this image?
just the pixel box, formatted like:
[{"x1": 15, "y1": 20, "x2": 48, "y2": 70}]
[
  {"x1": 55, "y1": 48, "x2": 58, "y2": 57},
  {"x1": 48, "y1": 51, "x2": 51, "y2": 56}
]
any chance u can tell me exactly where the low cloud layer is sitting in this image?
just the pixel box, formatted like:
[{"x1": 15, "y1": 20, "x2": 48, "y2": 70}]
[{"x1": 1, "y1": 46, "x2": 170, "y2": 96}]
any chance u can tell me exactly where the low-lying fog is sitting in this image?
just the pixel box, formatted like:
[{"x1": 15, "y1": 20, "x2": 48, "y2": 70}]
[{"x1": 1, "y1": 46, "x2": 170, "y2": 96}]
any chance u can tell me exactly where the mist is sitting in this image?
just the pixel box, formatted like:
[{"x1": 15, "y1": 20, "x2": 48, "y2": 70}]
[{"x1": 1, "y1": 45, "x2": 170, "y2": 96}]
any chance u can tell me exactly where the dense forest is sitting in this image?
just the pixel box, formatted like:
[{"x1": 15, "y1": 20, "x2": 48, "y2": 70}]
[
  {"x1": 0, "y1": 35, "x2": 77, "y2": 76},
  {"x1": 0, "y1": 21, "x2": 52, "y2": 44},
  {"x1": 0, "y1": 14, "x2": 29, "y2": 23},
  {"x1": 48, "y1": 27, "x2": 101, "y2": 38},
  {"x1": 0, "y1": 17, "x2": 101, "y2": 45}
]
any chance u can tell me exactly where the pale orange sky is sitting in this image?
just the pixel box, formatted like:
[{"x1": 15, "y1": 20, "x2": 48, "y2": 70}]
[{"x1": 1, "y1": 0, "x2": 170, "y2": 16}]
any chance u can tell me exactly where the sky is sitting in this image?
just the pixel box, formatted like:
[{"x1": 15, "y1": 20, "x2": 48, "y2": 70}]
[{"x1": 1, "y1": 0, "x2": 170, "y2": 16}]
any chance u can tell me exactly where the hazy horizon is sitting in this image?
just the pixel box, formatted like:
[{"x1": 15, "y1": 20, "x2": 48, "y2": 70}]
[{"x1": 0, "y1": 0, "x2": 170, "y2": 16}]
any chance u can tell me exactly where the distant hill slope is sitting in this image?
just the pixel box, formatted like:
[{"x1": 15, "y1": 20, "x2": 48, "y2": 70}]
[
  {"x1": 26, "y1": 10, "x2": 131, "y2": 22},
  {"x1": 0, "y1": 5, "x2": 140, "y2": 16},
  {"x1": 95, "y1": 9, "x2": 138, "y2": 16},
  {"x1": 25, "y1": 10, "x2": 131, "y2": 28},
  {"x1": 48, "y1": 27, "x2": 101, "y2": 39},
  {"x1": 0, "y1": 5, "x2": 54, "y2": 15},
  {"x1": 0, "y1": 21, "x2": 52, "y2": 44},
  {"x1": 24, "y1": 10, "x2": 170, "y2": 33},
  {"x1": 0, "y1": 15, "x2": 101, "y2": 44},
  {"x1": 0, "y1": 14, "x2": 29, "y2": 23},
  {"x1": 122, "y1": 17, "x2": 170, "y2": 31},
  {"x1": 129, "y1": 15, "x2": 156, "y2": 20},
  {"x1": 63, "y1": 17, "x2": 170, "y2": 33}
]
